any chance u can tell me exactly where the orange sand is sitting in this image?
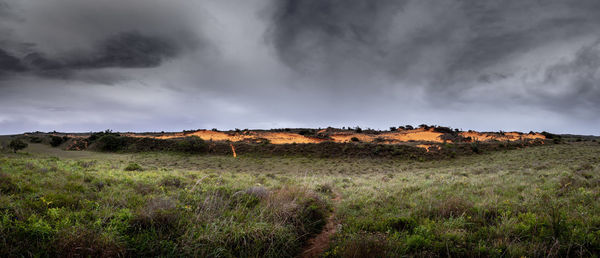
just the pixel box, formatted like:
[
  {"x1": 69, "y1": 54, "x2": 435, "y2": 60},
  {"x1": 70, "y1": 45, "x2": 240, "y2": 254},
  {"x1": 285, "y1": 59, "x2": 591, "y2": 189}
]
[
  {"x1": 128, "y1": 130, "x2": 324, "y2": 144},
  {"x1": 459, "y1": 131, "x2": 545, "y2": 142},
  {"x1": 125, "y1": 128, "x2": 544, "y2": 151},
  {"x1": 330, "y1": 128, "x2": 446, "y2": 143}
]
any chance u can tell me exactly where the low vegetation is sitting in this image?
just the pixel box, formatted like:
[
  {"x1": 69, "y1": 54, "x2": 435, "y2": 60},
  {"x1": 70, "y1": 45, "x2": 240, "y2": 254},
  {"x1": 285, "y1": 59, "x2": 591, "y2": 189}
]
[
  {"x1": 8, "y1": 139, "x2": 28, "y2": 153},
  {"x1": 0, "y1": 154, "x2": 329, "y2": 257},
  {"x1": 0, "y1": 135, "x2": 598, "y2": 257}
]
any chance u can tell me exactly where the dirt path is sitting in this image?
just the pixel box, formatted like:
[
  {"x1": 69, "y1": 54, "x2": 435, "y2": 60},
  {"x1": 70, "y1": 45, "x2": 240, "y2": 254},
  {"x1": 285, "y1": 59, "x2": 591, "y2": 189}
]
[{"x1": 300, "y1": 192, "x2": 342, "y2": 258}]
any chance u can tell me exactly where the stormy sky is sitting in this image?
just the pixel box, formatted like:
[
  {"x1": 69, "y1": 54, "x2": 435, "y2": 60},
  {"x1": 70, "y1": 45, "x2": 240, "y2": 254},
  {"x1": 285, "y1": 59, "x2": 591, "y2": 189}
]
[{"x1": 1, "y1": 0, "x2": 599, "y2": 135}]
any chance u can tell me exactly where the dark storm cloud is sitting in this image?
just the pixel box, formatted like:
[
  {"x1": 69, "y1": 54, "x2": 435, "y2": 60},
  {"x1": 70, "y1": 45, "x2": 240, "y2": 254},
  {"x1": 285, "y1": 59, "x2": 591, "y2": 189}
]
[
  {"x1": 0, "y1": 32, "x2": 180, "y2": 81},
  {"x1": 542, "y1": 40, "x2": 600, "y2": 111},
  {"x1": 0, "y1": 48, "x2": 25, "y2": 73},
  {"x1": 269, "y1": 0, "x2": 600, "y2": 93},
  {"x1": 70, "y1": 32, "x2": 179, "y2": 69},
  {"x1": 26, "y1": 32, "x2": 178, "y2": 70},
  {"x1": 270, "y1": 0, "x2": 407, "y2": 72},
  {"x1": 0, "y1": 0, "x2": 203, "y2": 82}
]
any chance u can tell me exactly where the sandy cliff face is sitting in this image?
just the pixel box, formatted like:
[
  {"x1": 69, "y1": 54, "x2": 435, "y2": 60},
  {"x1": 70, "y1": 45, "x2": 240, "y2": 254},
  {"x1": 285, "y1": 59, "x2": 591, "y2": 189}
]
[
  {"x1": 459, "y1": 131, "x2": 545, "y2": 142},
  {"x1": 126, "y1": 128, "x2": 545, "y2": 147}
]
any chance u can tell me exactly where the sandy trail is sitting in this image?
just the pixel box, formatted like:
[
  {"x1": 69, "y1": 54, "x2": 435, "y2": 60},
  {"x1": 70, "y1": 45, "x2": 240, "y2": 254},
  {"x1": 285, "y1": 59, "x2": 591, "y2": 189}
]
[{"x1": 300, "y1": 192, "x2": 342, "y2": 258}]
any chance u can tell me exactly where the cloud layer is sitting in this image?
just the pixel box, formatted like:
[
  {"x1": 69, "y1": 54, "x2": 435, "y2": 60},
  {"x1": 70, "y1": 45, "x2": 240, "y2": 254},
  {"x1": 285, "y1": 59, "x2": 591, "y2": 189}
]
[{"x1": 1, "y1": 0, "x2": 599, "y2": 135}]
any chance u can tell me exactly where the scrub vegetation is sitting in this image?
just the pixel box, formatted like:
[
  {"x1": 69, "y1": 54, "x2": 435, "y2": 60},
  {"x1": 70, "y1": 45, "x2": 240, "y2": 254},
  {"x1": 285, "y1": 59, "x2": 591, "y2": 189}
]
[{"x1": 0, "y1": 135, "x2": 599, "y2": 257}]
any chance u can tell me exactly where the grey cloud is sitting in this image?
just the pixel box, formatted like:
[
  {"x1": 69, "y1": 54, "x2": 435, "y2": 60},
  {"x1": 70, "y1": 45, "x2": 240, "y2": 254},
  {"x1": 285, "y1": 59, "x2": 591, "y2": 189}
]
[
  {"x1": 269, "y1": 0, "x2": 410, "y2": 77},
  {"x1": 69, "y1": 32, "x2": 179, "y2": 69},
  {"x1": 541, "y1": 40, "x2": 600, "y2": 111},
  {"x1": 0, "y1": 0, "x2": 205, "y2": 82},
  {"x1": 0, "y1": 48, "x2": 25, "y2": 73},
  {"x1": 1, "y1": 32, "x2": 182, "y2": 83},
  {"x1": 269, "y1": 0, "x2": 600, "y2": 92},
  {"x1": 23, "y1": 32, "x2": 179, "y2": 70}
]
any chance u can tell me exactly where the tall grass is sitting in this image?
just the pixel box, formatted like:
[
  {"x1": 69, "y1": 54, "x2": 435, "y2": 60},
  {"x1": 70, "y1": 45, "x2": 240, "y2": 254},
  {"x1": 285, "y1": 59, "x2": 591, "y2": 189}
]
[
  {"x1": 0, "y1": 142, "x2": 598, "y2": 257},
  {"x1": 0, "y1": 156, "x2": 329, "y2": 257}
]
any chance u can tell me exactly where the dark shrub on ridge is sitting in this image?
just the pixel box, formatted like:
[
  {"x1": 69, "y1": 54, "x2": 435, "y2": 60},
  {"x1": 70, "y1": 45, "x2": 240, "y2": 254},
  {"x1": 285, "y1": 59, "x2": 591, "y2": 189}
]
[
  {"x1": 174, "y1": 136, "x2": 208, "y2": 154},
  {"x1": 97, "y1": 135, "x2": 127, "y2": 152}
]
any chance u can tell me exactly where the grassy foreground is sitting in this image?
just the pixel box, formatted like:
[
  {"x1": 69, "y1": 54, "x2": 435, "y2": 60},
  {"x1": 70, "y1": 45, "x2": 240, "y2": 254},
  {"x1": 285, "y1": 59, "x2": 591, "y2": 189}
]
[{"x1": 0, "y1": 142, "x2": 599, "y2": 257}]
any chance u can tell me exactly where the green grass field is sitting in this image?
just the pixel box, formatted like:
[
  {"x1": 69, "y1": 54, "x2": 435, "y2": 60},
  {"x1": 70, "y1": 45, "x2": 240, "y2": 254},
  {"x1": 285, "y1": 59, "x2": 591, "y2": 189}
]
[{"x1": 1, "y1": 140, "x2": 599, "y2": 257}]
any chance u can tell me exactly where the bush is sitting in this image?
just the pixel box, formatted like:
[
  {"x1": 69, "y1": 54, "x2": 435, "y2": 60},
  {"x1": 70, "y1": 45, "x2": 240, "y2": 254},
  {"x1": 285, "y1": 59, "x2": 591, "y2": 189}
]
[
  {"x1": 541, "y1": 131, "x2": 562, "y2": 144},
  {"x1": 124, "y1": 163, "x2": 143, "y2": 171},
  {"x1": 8, "y1": 139, "x2": 28, "y2": 153},
  {"x1": 159, "y1": 176, "x2": 183, "y2": 188},
  {"x1": 174, "y1": 136, "x2": 208, "y2": 154},
  {"x1": 97, "y1": 135, "x2": 127, "y2": 152},
  {"x1": 470, "y1": 142, "x2": 480, "y2": 154},
  {"x1": 298, "y1": 130, "x2": 312, "y2": 136},
  {"x1": 266, "y1": 188, "x2": 329, "y2": 241},
  {"x1": 50, "y1": 136, "x2": 66, "y2": 147},
  {"x1": 88, "y1": 130, "x2": 120, "y2": 141},
  {"x1": 29, "y1": 137, "x2": 43, "y2": 143},
  {"x1": 351, "y1": 137, "x2": 360, "y2": 142}
]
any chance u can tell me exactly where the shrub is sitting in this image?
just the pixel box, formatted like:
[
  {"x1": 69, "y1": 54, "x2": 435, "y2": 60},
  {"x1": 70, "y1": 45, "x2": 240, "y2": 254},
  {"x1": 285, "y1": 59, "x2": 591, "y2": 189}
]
[
  {"x1": 8, "y1": 139, "x2": 28, "y2": 153},
  {"x1": 175, "y1": 136, "x2": 208, "y2": 154},
  {"x1": 315, "y1": 183, "x2": 333, "y2": 194},
  {"x1": 97, "y1": 135, "x2": 127, "y2": 152},
  {"x1": 159, "y1": 176, "x2": 183, "y2": 188},
  {"x1": 433, "y1": 126, "x2": 454, "y2": 134},
  {"x1": 470, "y1": 142, "x2": 480, "y2": 154},
  {"x1": 351, "y1": 137, "x2": 360, "y2": 142},
  {"x1": 541, "y1": 131, "x2": 562, "y2": 144},
  {"x1": 50, "y1": 136, "x2": 65, "y2": 147},
  {"x1": 124, "y1": 163, "x2": 143, "y2": 171},
  {"x1": 29, "y1": 136, "x2": 43, "y2": 143},
  {"x1": 88, "y1": 130, "x2": 120, "y2": 141},
  {"x1": 298, "y1": 130, "x2": 312, "y2": 136},
  {"x1": 266, "y1": 188, "x2": 329, "y2": 241}
]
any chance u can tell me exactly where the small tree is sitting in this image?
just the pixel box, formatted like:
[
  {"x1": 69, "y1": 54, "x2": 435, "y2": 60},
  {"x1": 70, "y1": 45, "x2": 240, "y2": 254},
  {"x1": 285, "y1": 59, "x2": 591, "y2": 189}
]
[{"x1": 8, "y1": 139, "x2": 28, "y2": 153}]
